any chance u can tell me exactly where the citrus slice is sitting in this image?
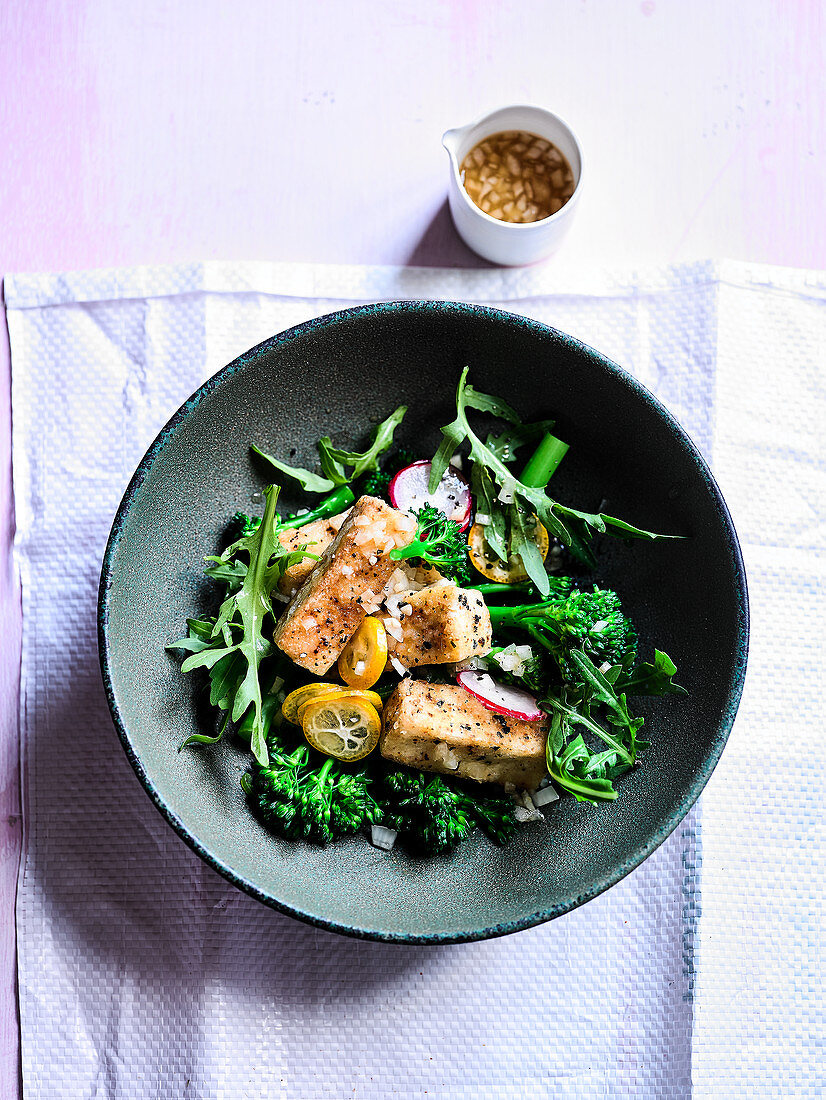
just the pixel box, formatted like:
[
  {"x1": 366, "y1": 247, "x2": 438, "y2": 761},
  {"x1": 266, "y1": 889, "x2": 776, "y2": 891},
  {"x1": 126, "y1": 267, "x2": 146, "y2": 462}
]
[
  {"x1": 468, "y1": 515, "x2": 549, "y2": 584},
  {"x1": 295, "y1": 688, "x2": 383, "y2": 726},
  {"x1": 301, "y1": 697, "x2": 382, "y2": 761},
  {"x1": 281, "y1": 682, "x2": 343, "y2": 726},
  {"x1": 338, "y1": 617, "x2": 388, "y2": 690}
]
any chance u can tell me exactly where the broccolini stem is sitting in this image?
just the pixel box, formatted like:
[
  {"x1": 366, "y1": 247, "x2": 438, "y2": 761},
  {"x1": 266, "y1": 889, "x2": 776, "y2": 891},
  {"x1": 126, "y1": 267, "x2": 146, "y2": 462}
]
[
  {"x1": 488, "y1": 602, "x2": 551, "y2": 625},
  {"x1": 279, "y1": 485, "x2": 356, "y2": 531},
  {"x1": 519, "y1": 431, "x2": 569, "y2": 489},
  {"x1": 316, "y1": 757, "x2": 335, "y2": 784},
  {"x1": 388, "y1": 538, "x2": 427, "y2": 562},
  {"x1": 468, "y1": 581, "x2": 534, "y2": 597}
]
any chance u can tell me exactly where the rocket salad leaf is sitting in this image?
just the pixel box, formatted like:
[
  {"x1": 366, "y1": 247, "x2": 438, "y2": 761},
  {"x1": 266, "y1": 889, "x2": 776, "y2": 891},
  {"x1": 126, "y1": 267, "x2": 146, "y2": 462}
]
[
  {"x1": 250, "y1": 445, "x2": 336, "y2": 493},
  {"x1": 252, "y1": 404, "x2": 407, "y2": 493},
  {"x1": 614, "y1": 648, "x2": 688, "y2": 697},
  {"x1": 430, "y1": 368, "x2": 679, "y2": 593},
  {"x1": 543, "y1": 650, "x2": 645, "y2": 802},
  {"x1": 168, "y1": 484, "x2": 297, "y2": 767},
  {"x1": 317, "y1": 404, "x2": 408, "y2": 483}
]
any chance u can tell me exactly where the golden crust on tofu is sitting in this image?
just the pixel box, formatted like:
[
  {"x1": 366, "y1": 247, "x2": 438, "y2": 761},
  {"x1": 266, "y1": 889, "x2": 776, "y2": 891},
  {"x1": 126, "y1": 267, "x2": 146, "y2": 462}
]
[
  {"x1": 382, "y1": 583, "x2": 491, "y2": 668},
  {"x1": 273, "y1": 496, "x2": 415, "y2": 675},
  {"x1": 380, "y1": 680, "x2": 548, "y2": 789},
  {"x1": 276, "y1": 510, "x2": 350, "y2": 594}
]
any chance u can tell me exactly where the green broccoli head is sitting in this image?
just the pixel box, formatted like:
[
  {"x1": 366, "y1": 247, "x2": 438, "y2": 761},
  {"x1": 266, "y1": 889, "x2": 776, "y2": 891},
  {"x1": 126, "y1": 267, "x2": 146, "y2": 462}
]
[
  {"x1": 469, "y1": 791, "x2": 519, "y2": 846},
  {"x1": 247, "y1": 746, "x2": 308, "y2": 839},
  {"x1": 246, "y1": 749, "x2": 379, "y2": 846},
  {"x1": 551, "y1": 587, "x2": 638, "y2": 677},
  {"x1": 377, "y1": 768, "x2": 516, "y2": 854},
  {"x1": 389, "y1": 504, "x2": 472, "y2": 586},
  {"x1": 332, "y1": 770, "x2": 383, "y2": 833},
  {"x1": 230, "y1": 511, "x2": 262, "y2": 541},
  {"x1": 488, "y1": 582, "x2": 638, "y2": 686},
  {"x1": 378, "y1": 770, "x2": 472, "y2": 853}
]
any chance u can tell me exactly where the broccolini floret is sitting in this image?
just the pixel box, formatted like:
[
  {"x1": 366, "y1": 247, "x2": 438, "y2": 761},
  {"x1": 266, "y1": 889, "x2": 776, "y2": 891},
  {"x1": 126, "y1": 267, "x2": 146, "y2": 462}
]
[
  {"x1": 376, "y1": 768, "x2": 516, "y2": 854},
  {"x1": 230, "y1": 511, "x2": 261, "y2": 540},
  {"x1": 360, "y1": 469, "x2": 391, "y2": 498},
  {"x1": 389, "y1": 504, "x2": 472, "y2": 586},
  {"x1": 245, "y1": 746, "x2": 516, "y2": 853},
  {"x1": 244, "y1": 746, "x2": 381, "y2": 845},
  {"x1": 489, "y1": 583, "x2": 638, "y2": 682}
]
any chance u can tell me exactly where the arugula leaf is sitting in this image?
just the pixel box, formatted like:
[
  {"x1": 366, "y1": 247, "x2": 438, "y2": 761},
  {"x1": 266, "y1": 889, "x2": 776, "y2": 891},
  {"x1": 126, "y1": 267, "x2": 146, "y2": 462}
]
[
  {"x1": 616, "y1": 649, "x2": 688, "y2": 697},
  {"x1": 169, "y1": 494, "x2": 321, "y2": 762},
  {"x1": 319, "y1": 404, "x2": 407, "y2": 480},
  {"x1": 208, "y1": 650, "x2": 246, "y2": 710},
  {"x1": 180, "y1": 711, "x2": 231, "y2": 750},
  {"x1": 546, "y1": 729, "x2": 620, "y2": 802},
  {"x1": 430, "y1": 417, "x2": 467, "y2": 494},
  {"x1": 431, "y1": 368, "x2": 679, "y2": 592},
  {"x1": 250, "y1": 444, "x2": 335, "y2": 493},
  {"x1": 541, "y1": 647, "x2": 650, "y2": 803},
  {"x1": 553, "y1": 502, "x2": 677, "y2": 546},
  {"x1": 175, "y1": 485, "x2": 286, "y2": 766},
  {"x1": 486, "y1": 420, "x2": 555, "y2": 464},
  {"x1": 204, "y1": 558, "x2": 248, "y2": 591},
  {"x1": 509, "y1": 503, "x2": 548, "y2": 592},
  {"x1": 470, "y1": 462, "x2": 508, "y2": 562},
  {"x1": 462, "y1": 384, "x2": 522, "y2": 423},
  {"x1": 582, "y1": 749, "x2": 621, "y2": 776},
  {"x1": 316, "y1": 438, "x2": 349, "y2": 486},
  {"x1": 548, "y1": 709, "x2": 566, "y2": 755},
  {"x1": 166, "y1": 618, "x2": 216, "y2": 654},
  {"x1": 565, "y1": 649, "x2": 644, "y2": 758},
  {"x1": 187, "y1": 618, "x2": 216, "y2": 640},
  {"x1": 252, "y1": 405, "x2": 407, "y2": 493},
  {"x1": 544, "y1": 693, "x2": 634, "y2": 765},
  {"x1": 204, "y1": 547, "x2": 316, "y2": 596}
]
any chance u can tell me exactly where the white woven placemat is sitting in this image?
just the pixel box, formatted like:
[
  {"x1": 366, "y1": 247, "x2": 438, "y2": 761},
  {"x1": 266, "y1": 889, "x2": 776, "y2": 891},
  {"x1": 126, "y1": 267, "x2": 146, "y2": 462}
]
[{"x1": 7, "y1": 259, "x2": 824, "y2": 1098}]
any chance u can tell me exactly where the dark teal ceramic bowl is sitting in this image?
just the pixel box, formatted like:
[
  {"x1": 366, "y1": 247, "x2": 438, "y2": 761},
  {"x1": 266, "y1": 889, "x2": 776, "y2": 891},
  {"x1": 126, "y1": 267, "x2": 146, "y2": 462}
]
[{"x1": 98, "y1": 301, "x2": 748, "y2": 943}]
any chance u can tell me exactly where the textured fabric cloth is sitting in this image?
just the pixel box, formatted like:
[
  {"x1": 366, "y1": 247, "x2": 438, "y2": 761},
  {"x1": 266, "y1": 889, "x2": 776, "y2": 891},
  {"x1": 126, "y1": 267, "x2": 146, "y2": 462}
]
[{"x1": 7, "y1": 260, "x2": 824, "y2": 1099}]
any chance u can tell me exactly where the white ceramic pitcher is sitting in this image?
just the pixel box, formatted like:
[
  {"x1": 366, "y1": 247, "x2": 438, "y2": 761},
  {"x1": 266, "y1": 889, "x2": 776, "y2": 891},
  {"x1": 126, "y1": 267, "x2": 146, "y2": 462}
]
[{"x1": 442, "y1": 105, "x2": 584, "y2": 266}]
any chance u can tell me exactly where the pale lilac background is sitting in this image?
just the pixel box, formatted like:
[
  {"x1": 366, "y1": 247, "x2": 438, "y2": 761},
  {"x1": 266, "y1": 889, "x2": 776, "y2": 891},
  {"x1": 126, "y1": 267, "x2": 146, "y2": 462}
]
[{"x1": 1, "y1": 1, "x2": 824, "y2": 1094}]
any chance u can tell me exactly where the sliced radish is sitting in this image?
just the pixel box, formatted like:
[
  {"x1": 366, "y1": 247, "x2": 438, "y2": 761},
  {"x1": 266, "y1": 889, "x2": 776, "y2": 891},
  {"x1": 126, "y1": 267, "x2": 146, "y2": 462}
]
[
  {"x1": 389, "y1": 460, "x2": 471, "y2": 531},
  {"x1": 456, "y1": 671, "x2": 544, "y2": 721}
]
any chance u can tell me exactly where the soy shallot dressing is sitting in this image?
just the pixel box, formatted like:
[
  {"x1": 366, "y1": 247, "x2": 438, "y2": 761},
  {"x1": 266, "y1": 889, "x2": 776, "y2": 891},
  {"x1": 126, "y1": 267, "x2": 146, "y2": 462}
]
[{"x1": 459, "y1": 130, "x2": 575, "y2": 223}]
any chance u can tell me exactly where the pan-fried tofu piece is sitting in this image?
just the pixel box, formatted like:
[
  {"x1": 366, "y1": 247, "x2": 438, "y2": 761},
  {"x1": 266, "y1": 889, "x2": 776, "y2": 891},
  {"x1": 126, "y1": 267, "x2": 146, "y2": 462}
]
[
  {"x1": 408, "y1": 564, "x2": 444, "y2": 587},
  {"x1": 380, "y1": 583, "x2": 491, "y2": 668},
  {"x1": 276, "y1": 510, "x2": 350, "y2": 594},
  {"x1": 273, "y1": 496, "x2": 415, "y2": 675},
  {"x1": 380, "y1": 680, "x2": 548, "y2": 789}
]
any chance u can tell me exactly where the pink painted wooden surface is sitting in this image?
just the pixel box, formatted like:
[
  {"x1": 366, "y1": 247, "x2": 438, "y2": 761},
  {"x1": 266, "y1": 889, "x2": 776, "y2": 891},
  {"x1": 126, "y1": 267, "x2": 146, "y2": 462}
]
[{"x1": 1, "y1": 0, "x2": 824, "y2": 1093}]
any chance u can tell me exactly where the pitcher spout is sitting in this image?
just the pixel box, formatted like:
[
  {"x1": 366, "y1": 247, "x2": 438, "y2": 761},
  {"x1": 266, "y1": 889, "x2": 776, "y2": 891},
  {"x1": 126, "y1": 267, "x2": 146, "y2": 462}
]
[{"x1": 441, "y1": 126, "x2": 468, "y2": 162}]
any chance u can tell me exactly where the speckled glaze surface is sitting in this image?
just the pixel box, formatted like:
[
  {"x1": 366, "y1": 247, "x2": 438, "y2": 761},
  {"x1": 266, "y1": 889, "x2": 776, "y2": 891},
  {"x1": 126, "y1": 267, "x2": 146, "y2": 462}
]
[{"x1": 98, "y1": 301, "x2": 748, "y2": 944}]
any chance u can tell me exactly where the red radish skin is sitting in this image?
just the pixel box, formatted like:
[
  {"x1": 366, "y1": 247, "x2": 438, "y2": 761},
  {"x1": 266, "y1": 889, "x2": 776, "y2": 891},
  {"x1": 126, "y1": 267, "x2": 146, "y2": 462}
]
[
  {"x1": 389, "y1": 460, "x2": 471, "y2": 531},
  {"x1": 456, "y1": 671, "x2": 544, "y2": 721}
]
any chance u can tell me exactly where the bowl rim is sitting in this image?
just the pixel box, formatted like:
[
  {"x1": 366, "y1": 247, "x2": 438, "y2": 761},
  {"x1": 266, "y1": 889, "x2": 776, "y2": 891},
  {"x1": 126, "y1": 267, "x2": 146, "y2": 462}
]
[{"x1": 98, "y1": 299, "x2": 749, "y2": 945}]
